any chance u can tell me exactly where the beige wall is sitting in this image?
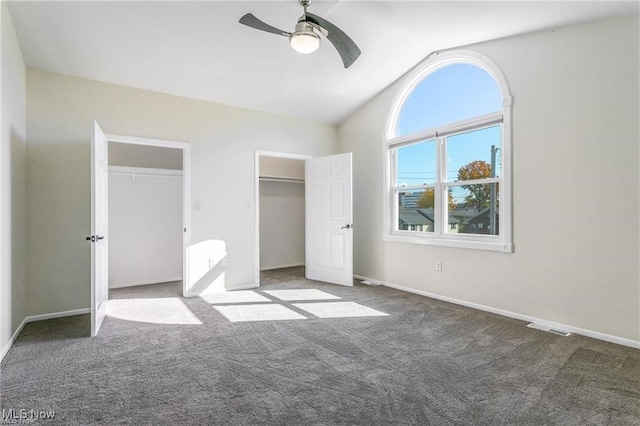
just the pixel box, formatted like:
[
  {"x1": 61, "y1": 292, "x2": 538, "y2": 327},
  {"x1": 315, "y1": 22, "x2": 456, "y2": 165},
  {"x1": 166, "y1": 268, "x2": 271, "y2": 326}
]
[
  {"x1": 260, "y1": 156, "x2": 305, "y2": 180},
  {"x1": 26, "y1": 69, "x2": 338, "y2": 315},
  {"x1": 1, "y1": 1, "x2": 27, "y2": 358},
  {"x1": 109, "y1": 143, "x2": 183, "y2": 170},
  {"x1": 339, "y1": 15, "x2": 640, "y2": 343}
]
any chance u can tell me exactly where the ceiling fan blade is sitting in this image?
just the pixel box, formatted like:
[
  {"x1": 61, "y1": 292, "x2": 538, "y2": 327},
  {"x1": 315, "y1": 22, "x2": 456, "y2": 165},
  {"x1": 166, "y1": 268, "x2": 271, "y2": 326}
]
[
  {"x1": 305, "y1": 13, "x2": 361, "y2": 68},
  {"x1": 239, "y1": 13, "x2": 291, "y2": 37}
]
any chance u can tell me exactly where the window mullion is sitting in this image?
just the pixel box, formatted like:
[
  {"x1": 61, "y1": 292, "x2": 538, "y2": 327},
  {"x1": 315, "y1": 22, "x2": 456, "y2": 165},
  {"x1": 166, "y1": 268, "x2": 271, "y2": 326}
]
[
  {"x1": 390, "y1": 149, "x2": 398, "y2": 235},
  {"x1": 435, "y1": 136, "x2": 446, "y2": 236}
]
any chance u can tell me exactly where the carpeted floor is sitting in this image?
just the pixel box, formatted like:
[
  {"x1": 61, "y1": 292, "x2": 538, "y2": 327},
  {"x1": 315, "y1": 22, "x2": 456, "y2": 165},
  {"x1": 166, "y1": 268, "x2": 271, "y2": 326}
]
[{"x1": 1, "y1": 266, "x2": 639, "y2": 425}]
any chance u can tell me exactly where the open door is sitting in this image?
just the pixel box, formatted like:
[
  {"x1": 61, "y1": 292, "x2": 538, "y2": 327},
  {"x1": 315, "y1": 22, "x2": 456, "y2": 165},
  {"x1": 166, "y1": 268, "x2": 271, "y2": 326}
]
[
  {"x1": 90, "y1": 122, "x2": 109, "y2": 336},
  {"x1": 305, "y1": 153, "x2": 353, "y2": 286}
]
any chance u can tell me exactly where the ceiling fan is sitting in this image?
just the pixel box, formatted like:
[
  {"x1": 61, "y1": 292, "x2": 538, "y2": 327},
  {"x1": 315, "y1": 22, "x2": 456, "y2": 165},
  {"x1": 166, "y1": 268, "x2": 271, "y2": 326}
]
[{"x1": 239, "y1": 0, "x2": 361, "y2": 69}]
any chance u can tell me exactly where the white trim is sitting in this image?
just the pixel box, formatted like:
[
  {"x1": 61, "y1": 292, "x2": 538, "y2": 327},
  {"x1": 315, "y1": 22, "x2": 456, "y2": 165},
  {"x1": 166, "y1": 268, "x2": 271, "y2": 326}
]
[
  {"x1": 109, "y1": 277, "x2": 183, "y2": 289},
  {"x1": 25, "y1": 308, "x2": 91, "y2": 323},
  {"x1": 385, "y1": 50, "x2": 512, "y2": 140},
  {"x1": 1, "y1": 317, "x2": 27, "y2": 363},
  {"x1": 1, "y1": 308, "x2": 92, "y2": 363},
  {"x1": 105, "y1": 134, "x2": 191, "y2": 299},
  {"x1": 108, "y1": 166, "x2": 183, "y2": 177},
  {"x1": 384, "y1": 233, "x2": 513, "y2": 253},
  {"x1": 188, "y1": 282, "x2": 259, "y2": 297},
  {"x1": 229, "y1": 283, "x2": 259, "y2": 291},
  {"x1": 354, "y1": 275, "x2": 640, "y2": 350},
  {"x1": 254, "y1": 150, "x2": 312, "y2": 288},
  {"x1": 107, "y1": 134, "x2": 188, "y2": 148},
  {"x1": 387, "y1": 111, "x2": 503, "y2": 149},
  {"x1": 383, "y1": 49, "x2": 513, "y2": 252},
  {"x1": 260, "y1": 263, "x2": 305, "y2": 271}
]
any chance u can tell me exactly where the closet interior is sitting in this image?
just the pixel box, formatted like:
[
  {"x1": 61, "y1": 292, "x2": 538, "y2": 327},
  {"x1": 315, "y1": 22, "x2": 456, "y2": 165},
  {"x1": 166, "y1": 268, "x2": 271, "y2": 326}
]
[
  {"x1": 259, "y1": 156, "x2": 306, "y2": 272},
  {"x1": 108, "y1": 142, "x2": 184, "y2": 289}
]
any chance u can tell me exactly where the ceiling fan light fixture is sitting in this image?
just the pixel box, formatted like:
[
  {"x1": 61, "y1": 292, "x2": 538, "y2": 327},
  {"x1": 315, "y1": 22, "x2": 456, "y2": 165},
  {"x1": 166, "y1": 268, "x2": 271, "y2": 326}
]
[{"x1": 289, "y1": 22, "x2": 320, "y2": 54}]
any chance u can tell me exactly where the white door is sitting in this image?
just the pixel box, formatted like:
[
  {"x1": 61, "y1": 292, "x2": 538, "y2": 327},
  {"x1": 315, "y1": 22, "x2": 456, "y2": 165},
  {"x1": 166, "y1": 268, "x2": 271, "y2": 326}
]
[
  {"x1": 90, "y1": 121, "x2": 109, "y2": 336},
  {"x1": 305, "y1": 153, "x2": 353, "y2": 286}
]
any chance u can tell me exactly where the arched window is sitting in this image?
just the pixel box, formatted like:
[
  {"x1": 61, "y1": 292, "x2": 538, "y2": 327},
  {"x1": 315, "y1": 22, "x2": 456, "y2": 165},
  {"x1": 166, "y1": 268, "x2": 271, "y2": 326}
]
[{"x1": 385, "y1": 51, "x2": 513, "y2": 252}]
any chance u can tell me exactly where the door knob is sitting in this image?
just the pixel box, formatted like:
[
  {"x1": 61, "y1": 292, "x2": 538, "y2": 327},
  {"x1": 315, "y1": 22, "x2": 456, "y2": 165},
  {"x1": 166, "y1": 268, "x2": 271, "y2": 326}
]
[
  {"x1": 96, "y1": 236, "x2": 105, "y2": 241},
  {"x1": 341, "y1": 224, "x2": 353, "y2": 230},
  {"x1": 86, "y1": 235, "x2": 95, "y2": 242}
]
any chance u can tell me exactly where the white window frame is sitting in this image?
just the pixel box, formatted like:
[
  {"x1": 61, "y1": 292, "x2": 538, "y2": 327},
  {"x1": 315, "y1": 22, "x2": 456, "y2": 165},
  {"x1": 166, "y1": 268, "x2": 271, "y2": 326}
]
[{"x1": 383, "y1": 50, "x2": 514, "y2": 252}]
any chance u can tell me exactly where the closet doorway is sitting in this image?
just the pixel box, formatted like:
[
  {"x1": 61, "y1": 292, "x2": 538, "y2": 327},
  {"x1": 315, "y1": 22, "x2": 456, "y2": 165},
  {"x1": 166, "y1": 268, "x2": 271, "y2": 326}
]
[
  {"x1": 107, "y1": 135, "x2": 191, "y2": 297},
  {"x1": 254, "y1": 151, "x2": 311, "y2": 286}
]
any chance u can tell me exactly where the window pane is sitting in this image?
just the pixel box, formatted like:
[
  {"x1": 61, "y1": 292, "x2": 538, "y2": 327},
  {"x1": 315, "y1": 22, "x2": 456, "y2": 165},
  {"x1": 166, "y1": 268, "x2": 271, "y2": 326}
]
[
  {"x1": 447, "y1": 183, "x2": 499, "y2": 235},
  {"x1": 396, "y1": 63, "x2": 502, "y2": 137},
  {"x1": 447, "y1": 125, "x2": 501, "y2": 182},
  {"x1": 398, "y1": 189, "x2": 435, "y2": 233},
  {"x1": 396, "y1": 139, "x2": 436, "y2": 186}
]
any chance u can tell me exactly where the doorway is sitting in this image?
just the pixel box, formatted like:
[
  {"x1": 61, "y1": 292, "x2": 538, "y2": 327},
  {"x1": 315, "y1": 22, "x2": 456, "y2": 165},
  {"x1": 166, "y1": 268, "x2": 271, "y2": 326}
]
[
  {"x1": 254, "y1": 151, "x2": 311, "y2": 287},
  {"x1": 254, "y1": 151, "x2": 354, "y2": 288},
  {"x1": 107, "y1": 135, "x2": 191, "y2": 296},
  {"x1": 90, "y1": 126, "x2": 191, "y2": 336},
  {"x1": 108, "y1": 143, "x2": 183, "y2": 290}
]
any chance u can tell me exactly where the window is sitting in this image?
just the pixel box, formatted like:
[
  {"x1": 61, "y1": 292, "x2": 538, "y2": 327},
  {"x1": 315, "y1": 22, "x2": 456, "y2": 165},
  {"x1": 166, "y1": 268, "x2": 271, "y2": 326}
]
[{"x1": 385, "y1": 51, "x2": 513, "y2": 252}]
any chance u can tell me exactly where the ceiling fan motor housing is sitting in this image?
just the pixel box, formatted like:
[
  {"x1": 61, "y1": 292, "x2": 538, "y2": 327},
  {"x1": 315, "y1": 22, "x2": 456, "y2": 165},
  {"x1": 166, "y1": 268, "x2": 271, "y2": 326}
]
[{"x1": 290, "y1": 21, "x2": 321, "y2": 54}]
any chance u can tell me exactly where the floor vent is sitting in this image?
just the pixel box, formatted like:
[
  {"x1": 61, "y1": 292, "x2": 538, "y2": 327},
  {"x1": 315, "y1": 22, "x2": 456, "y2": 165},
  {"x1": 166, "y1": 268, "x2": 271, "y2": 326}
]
[
  {"x1": 360, "y1": 280, "x2": 381, "y2": 287},
  {"x1": 527, "y1": 322, "x2": 571, "y2": 336}
]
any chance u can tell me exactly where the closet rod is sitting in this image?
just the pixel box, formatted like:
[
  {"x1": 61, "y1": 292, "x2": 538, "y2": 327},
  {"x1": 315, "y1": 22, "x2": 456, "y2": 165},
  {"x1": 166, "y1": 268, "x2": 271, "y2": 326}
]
[
  {"x1": 259, "y1": 176, "x2": 304, "y2": 184},
  {"x1": 109, "y1": 171, "x2": 183, "y2": 178}
]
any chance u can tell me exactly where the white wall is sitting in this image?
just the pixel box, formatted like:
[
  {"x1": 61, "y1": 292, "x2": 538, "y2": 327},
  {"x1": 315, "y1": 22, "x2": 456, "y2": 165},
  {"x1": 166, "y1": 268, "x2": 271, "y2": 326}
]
[
  {"x1": 26, "y1": 69, "x2": 338, "y2": 315},
  {"x1": 108, "y1": 169, "x2": 183, "y2": 288},
  {"x1": 1, "y1": 1, "x2": 27, "y2": 358},
  {"x1": 338, "y1": 15, "x2": 640, "y2": 343},
  {"x1": 260, "y1": 180, "x2": 305, "y2": 270}
]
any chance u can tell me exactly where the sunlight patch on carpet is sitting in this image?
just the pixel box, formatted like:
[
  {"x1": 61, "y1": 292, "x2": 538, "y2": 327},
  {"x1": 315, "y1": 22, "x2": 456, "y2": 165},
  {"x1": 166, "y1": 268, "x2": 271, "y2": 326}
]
[
  {"x1": 263, "y1": 289, "x2": 341, "y2": 301},
  {"x1": 214, "y1": 304, "x2": 307, "y2": 322},
  {"x1": 200, "y1": 290, "x2": 271, "y2": 304},
  {"x1": 293, "y1": 302, "x2": 389, "y2": 319},
  {"x1": 107, "y1": 298, "x2": 202, "y2": 325}
]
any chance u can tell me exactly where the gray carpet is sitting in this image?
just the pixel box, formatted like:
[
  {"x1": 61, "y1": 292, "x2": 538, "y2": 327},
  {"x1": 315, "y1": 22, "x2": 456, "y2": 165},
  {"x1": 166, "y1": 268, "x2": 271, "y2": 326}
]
[{"x1": 1, "y1": 267, "x2": 639, "y2": 425}]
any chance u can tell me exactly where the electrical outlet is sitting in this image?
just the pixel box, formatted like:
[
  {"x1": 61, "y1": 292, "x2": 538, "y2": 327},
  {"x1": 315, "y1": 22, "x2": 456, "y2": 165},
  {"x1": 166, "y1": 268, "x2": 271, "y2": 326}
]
[{"x1": 435, "y1": 261, "x2": 442, "y2": 272}]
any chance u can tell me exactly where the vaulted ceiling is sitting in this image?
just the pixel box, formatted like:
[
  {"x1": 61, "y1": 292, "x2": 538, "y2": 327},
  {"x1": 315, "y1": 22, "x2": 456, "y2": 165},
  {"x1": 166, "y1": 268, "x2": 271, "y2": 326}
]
[{"x1": 8, "y1": 1, "x2": 638, "y2": 124}]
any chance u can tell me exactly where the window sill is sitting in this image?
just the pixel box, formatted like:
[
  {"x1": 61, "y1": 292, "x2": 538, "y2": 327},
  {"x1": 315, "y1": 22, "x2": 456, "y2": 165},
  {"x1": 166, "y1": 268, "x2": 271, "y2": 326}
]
[{"x1": 384, "y1": 233, "x2": 514, "y2": 253}]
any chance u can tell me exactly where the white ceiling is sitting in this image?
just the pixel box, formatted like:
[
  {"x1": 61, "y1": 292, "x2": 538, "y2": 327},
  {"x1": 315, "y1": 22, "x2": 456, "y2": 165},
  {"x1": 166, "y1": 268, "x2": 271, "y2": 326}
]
[{"x1": 7, "y1": 1, "x2": 638, "y2": 124}]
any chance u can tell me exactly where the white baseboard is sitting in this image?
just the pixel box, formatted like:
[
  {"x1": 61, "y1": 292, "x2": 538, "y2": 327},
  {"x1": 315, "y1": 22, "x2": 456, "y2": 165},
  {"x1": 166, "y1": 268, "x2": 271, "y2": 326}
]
[
  {"x1": 109, "y1": 277, "x2": 183, "y2": 289},
  {"x1": 185, "y1": 282, "x2": 259, "y2": 298},
  {"x1": 231, "y1": 283, "x2": 260, "y2": 291},
  {"x1": 260, "y1": 263, "x2": 304, "y2": 271},
  {"x1": 354, "y1": 275, "x2": 640, "y2": 350},
  {"x1": 25, "y1": 308, "x2": 91, "y2": 323},
  {"x1": 1, "y1": 317, "x2": 28, "y2": 363},
  {"x1": 1, "y1": 308, "x2": 91, "y2": 363}
]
